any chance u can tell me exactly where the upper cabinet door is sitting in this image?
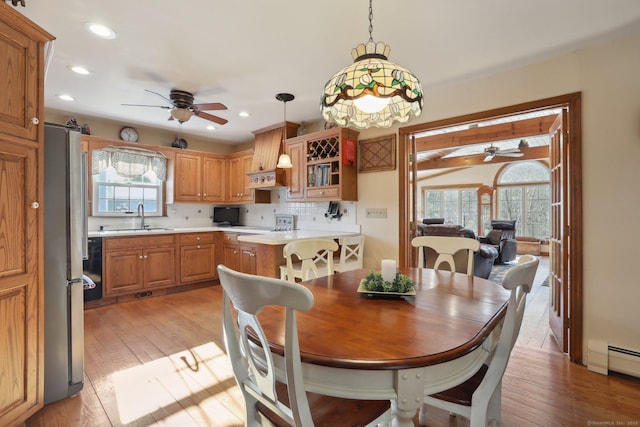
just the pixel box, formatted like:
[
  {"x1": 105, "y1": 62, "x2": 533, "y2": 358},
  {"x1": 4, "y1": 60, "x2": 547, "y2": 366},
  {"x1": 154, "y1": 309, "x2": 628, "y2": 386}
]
[
  {"x1": 174, "y1": 153, "x2": 203, "y2": 202},
  {"x1": 0, "y1": 18, "x2": 42, "y2": 141}
]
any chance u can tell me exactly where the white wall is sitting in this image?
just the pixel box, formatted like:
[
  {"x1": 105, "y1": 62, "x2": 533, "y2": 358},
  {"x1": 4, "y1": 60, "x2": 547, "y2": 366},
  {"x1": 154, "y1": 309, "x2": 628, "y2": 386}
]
[{"x1": 354, "y1": 29, "x2": 640, "y2": 361}]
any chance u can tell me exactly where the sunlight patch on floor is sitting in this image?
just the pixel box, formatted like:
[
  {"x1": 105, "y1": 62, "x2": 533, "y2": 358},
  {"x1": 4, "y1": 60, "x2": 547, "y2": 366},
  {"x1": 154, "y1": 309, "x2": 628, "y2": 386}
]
[{"x1": 112, "y1": 341, "x2": 243, "y2": 425}]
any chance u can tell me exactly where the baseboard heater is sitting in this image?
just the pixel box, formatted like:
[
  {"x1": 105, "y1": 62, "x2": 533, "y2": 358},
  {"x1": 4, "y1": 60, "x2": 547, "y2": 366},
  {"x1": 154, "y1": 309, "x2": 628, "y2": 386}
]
[{"x1": 587, "y1": 340, "x2": 640, "y2": 379}]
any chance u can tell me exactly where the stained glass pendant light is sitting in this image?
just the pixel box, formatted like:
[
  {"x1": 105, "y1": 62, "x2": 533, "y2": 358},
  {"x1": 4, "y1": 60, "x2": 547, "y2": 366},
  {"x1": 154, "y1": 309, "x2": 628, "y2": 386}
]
[{"x1": 321, "y1": 0, "x2": 423, "y2": 129}]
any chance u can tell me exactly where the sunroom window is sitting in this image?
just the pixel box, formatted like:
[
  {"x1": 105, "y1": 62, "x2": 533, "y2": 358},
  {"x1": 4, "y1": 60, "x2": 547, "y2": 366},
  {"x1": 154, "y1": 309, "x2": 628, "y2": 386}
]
[
  {"x1": 424, "y1": 188, "x2": 478, "y2": 231},
  {"x1": 496, "y1": 161, "x2": 550, "y2": 239},
  {"x1": 91, "y1": 147, "x2": 167, "y2": 216}
]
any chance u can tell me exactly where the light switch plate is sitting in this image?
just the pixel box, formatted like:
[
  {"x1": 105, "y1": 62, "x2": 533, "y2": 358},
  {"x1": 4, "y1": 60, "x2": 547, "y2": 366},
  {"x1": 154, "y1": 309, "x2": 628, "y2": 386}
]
[{"x1": 366, "y1": 208, "x2": 387, "y2": 218}]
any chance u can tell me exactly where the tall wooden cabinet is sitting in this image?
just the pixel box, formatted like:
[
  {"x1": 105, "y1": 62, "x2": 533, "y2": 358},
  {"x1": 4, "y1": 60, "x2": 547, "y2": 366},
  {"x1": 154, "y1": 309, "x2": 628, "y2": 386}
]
[{"x1": 0, "y1": 4, "x2": 54, "y2": 425}]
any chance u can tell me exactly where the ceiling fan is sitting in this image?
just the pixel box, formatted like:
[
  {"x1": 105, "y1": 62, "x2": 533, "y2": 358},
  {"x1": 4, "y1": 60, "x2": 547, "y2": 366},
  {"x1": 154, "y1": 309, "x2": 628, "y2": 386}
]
[
  {"x1": 122, "y1": 89, "x2": 228, "y2": 125},
  {"x1": 483, "y1": 144, "x2": 524, "y2": 162}
]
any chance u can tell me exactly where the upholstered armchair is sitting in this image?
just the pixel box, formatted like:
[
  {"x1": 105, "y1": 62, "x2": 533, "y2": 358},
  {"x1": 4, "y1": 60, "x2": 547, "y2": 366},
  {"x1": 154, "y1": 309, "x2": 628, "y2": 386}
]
[{"x1": 478, "y1": 220, "x2": 518, "y2": 264}]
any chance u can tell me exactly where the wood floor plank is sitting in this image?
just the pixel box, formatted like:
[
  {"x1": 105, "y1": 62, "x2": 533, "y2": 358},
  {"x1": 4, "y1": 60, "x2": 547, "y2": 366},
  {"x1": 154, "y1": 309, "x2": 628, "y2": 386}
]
[{"x1": 26, "y1": 261, "x2": 640, "y2": 427}]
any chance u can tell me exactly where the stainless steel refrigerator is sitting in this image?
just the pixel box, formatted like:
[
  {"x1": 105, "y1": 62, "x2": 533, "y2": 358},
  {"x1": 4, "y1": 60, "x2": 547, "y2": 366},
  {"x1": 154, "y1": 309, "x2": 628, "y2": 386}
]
[{"x1": 43, "y1": 123, "x2": 87, "y2": 403}]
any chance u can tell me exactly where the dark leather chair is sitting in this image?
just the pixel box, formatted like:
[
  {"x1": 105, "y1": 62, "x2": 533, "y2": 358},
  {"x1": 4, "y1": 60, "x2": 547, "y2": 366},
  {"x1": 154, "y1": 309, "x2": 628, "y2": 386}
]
[
  {"x1": 415, "y1": 223, "x2": 498, "y2": 279},
  {"x1": 479, "y1": 220, "x2": 518, "y2": 264}
]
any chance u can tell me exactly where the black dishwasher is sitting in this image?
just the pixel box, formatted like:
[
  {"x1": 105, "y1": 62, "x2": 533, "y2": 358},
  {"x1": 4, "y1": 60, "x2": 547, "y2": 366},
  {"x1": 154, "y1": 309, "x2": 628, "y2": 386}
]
[{"x1": 83, "y1": 237, "x2": 103, "y2": 301}]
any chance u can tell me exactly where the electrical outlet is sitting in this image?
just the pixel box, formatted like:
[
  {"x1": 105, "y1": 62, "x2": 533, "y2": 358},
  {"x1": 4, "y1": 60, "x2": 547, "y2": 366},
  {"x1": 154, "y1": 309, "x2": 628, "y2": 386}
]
[{"x1": 366, "y1": 208, "x2": 387, "y2": 218}]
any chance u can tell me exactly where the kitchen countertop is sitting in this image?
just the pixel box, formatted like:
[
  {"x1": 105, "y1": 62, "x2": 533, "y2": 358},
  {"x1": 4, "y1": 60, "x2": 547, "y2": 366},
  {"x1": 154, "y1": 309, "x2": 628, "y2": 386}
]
[
  {"x1": 236, "y1": 230, "x2": 359, "y2": 245},
  {"x1": 87, "y1": 226, "x2": 273, "y2": 238},
  {"x1": 88, "y1": 226, "x2": 357, "y2": 244}
]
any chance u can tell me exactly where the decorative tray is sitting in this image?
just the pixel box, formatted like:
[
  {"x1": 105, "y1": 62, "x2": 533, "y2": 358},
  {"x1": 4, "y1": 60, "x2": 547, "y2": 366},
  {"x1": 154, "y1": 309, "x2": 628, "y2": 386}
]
[{"x1": 357, "y1": 280, "x2": 416, "y2": 299}]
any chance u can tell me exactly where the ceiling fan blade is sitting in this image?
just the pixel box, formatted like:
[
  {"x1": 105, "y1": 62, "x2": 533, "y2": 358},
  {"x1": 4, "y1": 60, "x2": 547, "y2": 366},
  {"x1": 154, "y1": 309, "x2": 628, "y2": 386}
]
[
  {"x1": 145, "y1": 89, "x2": 173, "y2": 104},
  {"x1": 193, "y1": 102, "x2": 227, "y2": 111},
  {"x1": 484, "y1": 155, "x2": 495, "y2": 162},
  {"x1": 496, "y1": 152, "x2": 524, "y2": 157},
  {"x1": 194, "y1": 110, "x2": 228, "y2": 125},
  {"x1": 495, "y1": 148, "x2": 521, "y2": 154},
  {"x1": 122, "y1": 103, "x2": 171, "y2": 109}
]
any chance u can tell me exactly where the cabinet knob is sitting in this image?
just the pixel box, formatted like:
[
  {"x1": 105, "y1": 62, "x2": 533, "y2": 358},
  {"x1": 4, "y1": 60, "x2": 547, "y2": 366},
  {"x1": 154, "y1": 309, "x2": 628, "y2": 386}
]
[
  {"x1": 144, "y1": 255, "x2": 148, "y2": 259},
  {"x1": 197, "y1": 245, "x2": 201, "y2": 249},
  {"x1": 197, "y1": 193, "x2": 201, "y2": 196},
  {"x1": 196, "y1": 237, "x2": 200, "y2": 240},
  {"x1": 203, "y1": 193, "x2": 207, "y2": 196},
  {"x1": 31, "y1": 117, "x2": 40, "y2": 125},
  {"x1": 139, "y1": 255, "x2": 143, "y2": 259},
  {"x1": 30, "y1": 201, "x2": 40, "y2": 209}
]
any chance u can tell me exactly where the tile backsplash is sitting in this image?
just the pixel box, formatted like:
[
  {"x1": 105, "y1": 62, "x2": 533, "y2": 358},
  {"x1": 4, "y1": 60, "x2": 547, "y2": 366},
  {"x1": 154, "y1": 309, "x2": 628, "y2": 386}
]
[{"x1": 88, "y1": 187, "x2": 360, "y2": 233}]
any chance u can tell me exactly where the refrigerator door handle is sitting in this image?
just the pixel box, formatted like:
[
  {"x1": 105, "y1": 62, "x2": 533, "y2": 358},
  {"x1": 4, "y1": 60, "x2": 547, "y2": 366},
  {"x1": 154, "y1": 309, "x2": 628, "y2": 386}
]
[
  {"x1": 68, "y1": 279, "x2": 85, "y2": 386},
  {"x1": 81, "y1": 151, "x2": 88, "y2": 260},
  {"x1": 68, "y1": 131, "x2": 84, "y2": 279}
]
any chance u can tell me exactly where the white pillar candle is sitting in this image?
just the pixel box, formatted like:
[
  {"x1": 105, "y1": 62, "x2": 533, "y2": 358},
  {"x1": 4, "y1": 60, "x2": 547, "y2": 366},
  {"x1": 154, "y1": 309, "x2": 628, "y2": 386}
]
[{"x1": 381, "y1": 259, "x2": 396, "y2": 282}]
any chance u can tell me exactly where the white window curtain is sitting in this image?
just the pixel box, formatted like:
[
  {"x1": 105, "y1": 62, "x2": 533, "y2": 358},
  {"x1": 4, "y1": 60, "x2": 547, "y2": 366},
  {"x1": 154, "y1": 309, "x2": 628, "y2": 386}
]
[{"x1": 92, "y1": 147, "x2": 167, "y2": 181}]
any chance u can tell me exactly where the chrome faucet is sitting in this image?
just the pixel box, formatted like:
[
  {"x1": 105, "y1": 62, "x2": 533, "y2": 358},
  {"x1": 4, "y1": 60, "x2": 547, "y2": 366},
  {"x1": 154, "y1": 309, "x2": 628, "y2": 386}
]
[{"x1": 137, "y1": 202, "x2": 146, "y2": 229}]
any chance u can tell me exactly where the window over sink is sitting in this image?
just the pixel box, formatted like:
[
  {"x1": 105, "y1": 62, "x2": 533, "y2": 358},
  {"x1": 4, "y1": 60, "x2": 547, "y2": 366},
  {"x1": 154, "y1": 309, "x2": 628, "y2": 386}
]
[{"x1": 91, "y1": 147, "x2": 167, "y2": 216}]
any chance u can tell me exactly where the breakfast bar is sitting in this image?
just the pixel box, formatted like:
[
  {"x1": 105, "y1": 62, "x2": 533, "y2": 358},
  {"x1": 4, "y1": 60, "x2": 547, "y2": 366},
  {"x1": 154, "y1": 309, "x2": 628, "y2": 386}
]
[{"x1": 237, "y1": 229, "x2": 360, "y2": 278}]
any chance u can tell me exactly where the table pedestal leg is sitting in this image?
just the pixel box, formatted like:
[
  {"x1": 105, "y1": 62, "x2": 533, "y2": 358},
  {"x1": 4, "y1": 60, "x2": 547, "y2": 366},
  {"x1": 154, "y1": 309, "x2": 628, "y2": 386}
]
[
  {"x1": 391, "y1": 401, "x2": 417, "y2": 427},
  {"x1": 392, "y1": 367, "x2": 425, "y2": 427}
]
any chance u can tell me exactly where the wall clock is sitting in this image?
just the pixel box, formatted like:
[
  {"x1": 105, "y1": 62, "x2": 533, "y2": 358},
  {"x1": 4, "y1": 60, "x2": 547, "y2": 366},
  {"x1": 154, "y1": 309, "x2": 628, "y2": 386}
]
[{"x1": 119, "y1": 126, "x2": 139, "y2": 142}]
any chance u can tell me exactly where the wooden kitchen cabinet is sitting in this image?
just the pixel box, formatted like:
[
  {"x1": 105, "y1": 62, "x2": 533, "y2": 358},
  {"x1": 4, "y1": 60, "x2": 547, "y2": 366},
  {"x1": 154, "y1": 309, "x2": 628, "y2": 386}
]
[
  {"x1": 227, "y1": 150, "x2": 255, "y2": 203},
  {"x1": 0, "y1": 5, "x2": 54, "y2": 425},
  {"x1": 174, "y1": 152, "x2": 226, "y2": 203},
  {"x1": 240, "y1": 243, "x2": 257, "y2": 275},
  {"x1": 284, "y1": 139, "x2": 306, "y2": 201},
  {"x1": 221, "y1": 232, "x2": 257, "y2": 274},
  {"x1": 222, "y1": 232, "x2": 242, "y2": 271},
  {"x1": 103, "y1": 235, "x2": 177, "y2": 296},
  {"x1": 285, "y1": 127, "x2": 359, "y2": 202},
  {"x1": 179, "y1": 232, "x2": 217, "y2": 283}
]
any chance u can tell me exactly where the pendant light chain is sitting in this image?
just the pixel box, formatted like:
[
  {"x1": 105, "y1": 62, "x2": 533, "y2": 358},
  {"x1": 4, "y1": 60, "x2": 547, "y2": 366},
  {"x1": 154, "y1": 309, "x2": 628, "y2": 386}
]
[{"x1": 368, "y1": 0, "x2": 374, "y2": 43}]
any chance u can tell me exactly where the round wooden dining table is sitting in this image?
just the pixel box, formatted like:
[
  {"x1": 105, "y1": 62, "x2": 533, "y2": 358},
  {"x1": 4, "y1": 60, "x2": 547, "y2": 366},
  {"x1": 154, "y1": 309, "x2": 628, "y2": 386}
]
[{"x1": 257, "y1": 267, "x2": 512, "y2": 427}]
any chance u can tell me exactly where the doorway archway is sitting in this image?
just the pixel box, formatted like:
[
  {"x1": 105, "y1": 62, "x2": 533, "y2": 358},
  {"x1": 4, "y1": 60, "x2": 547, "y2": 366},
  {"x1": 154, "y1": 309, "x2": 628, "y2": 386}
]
[{"x1": 398, "y1": 92, "x2": 583, "y2": 363}]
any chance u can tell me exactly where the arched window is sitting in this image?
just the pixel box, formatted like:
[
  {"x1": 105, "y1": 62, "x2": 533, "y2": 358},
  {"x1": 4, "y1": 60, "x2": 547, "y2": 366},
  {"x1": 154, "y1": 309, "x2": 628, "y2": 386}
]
[{"x1": 496, "y1": 162, "x2": 550, "y2": 239}]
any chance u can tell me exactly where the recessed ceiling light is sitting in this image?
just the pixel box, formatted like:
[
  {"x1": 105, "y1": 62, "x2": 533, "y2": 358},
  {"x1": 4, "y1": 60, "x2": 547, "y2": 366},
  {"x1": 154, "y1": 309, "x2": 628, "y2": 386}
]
[
  {"x1": 70, "y1": 65, "x2": 91, "y2": 75},
  {"x1": 238, "y1": 111, "x2": 250, "y2": 118},
  {"x1": 84, "y1": 22, "x2": 116, "y2": 39},
  {"x1": 58, "y1": 94, "x2": 75, "y2": 101},
  {"x1": 206, "y1": 125, "x2": 216, "y2": 131}
]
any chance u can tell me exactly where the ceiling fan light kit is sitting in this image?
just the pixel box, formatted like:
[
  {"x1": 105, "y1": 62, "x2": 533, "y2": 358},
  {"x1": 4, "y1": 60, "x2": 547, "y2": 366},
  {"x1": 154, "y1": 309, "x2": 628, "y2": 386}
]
[
  {"x1": 321, "y1": 0, "x2": 423, "y2": 129},
  {"x1": 170, "y1": 108, "x2": 194, "y2": 123}
]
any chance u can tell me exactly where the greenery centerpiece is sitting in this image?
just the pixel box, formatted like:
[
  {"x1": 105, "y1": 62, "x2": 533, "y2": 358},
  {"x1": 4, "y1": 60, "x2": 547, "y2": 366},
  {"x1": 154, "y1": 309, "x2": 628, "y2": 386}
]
[{"x1": 362, "y1": 270, "x2": 415, "y2": 293}]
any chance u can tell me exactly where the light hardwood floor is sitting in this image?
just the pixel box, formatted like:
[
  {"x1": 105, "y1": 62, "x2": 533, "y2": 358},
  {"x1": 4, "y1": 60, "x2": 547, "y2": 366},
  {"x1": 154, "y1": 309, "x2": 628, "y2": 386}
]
[{"x1": 26, "y1": 258, "x2": 640, "y2": 426}]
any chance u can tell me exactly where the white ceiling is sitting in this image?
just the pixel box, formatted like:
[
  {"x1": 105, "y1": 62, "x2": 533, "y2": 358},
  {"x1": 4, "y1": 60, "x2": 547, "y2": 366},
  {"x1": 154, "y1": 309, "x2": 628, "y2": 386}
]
[{"x1": 16, "y1": 0, "x2": 640, "y2": 145}]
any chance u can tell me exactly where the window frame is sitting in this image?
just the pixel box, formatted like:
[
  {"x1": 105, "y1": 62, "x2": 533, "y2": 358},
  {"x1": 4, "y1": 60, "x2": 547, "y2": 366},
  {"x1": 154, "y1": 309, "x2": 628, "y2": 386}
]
[
  {"x1": 495, "y1": 161, "x2": 551, "y2": 239},
  {"x1": 422, "y1": 185, "x2": 479, "y2": 231}
]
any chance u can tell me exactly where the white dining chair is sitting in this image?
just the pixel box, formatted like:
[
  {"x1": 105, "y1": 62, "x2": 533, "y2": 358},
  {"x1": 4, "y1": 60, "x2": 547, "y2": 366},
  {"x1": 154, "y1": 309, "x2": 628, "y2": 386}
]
[
  {"x1": 333, "y1": 235, "x2": 365, "y2": 273},
  {"x1": 411, "y1": 235, "x2": 480, "y2": 275},
  {"x1": 217, "y1": 265, "x2": 391, "y2": 427},
  {"x1": 280, "y1": 239, "x2": 339, "y2": 282},
  {"x1": 418, "y1": 254, "x2": 539, "y2": 427}
]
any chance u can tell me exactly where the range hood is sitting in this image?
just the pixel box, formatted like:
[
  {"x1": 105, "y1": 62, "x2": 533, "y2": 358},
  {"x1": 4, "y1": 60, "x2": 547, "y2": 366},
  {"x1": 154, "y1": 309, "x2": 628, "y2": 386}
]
[{"x1": 247, "y1": 121, "x2": 299, "y2": 189}]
